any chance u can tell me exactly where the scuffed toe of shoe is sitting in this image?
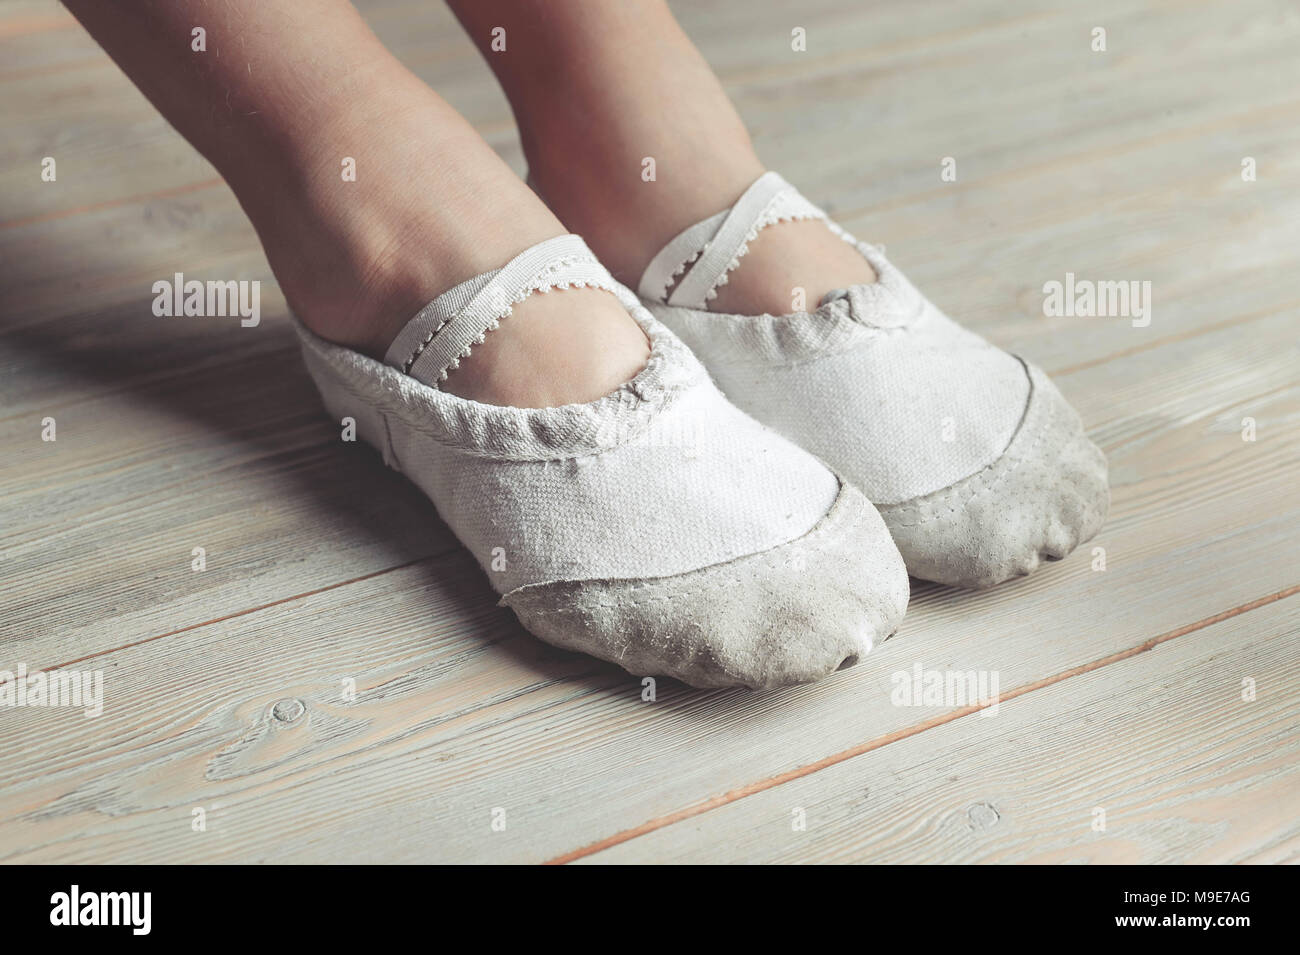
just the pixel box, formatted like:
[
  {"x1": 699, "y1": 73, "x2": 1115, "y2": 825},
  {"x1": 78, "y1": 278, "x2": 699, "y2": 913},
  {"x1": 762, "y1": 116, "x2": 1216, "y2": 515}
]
[
  {"x1": 878, "y1": 359, "x2": 1109, "y2": 589},
  {"x1": 501, "y1": 482, "x2": 909, "y2": 689}
]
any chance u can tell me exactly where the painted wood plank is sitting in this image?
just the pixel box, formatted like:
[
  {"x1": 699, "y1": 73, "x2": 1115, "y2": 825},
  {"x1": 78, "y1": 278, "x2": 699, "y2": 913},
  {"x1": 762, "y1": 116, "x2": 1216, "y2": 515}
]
[
  {"x1": 0, "y1": 319, "x2": 460, "y2": 667},
  {"x1": 586, "y1": 597, "x2": 1300, "y2": 863}
]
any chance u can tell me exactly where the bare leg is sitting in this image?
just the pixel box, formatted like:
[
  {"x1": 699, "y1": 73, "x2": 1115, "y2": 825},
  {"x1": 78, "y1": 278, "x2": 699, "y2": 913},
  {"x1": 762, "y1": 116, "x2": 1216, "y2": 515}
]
[
  {"x1": 448, "y1": 0, "x2": 876, "y2": 316},
  {"x1": 63, "y1": 0, "x2": 647, "y2": 407}
]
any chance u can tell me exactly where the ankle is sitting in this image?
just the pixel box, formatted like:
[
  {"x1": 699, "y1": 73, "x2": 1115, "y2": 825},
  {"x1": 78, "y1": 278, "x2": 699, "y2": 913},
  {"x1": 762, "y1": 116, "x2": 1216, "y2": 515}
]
[
  {"x1": 522, "y1": 107, "x2": 765, "y2": 286},
  {"x1": 228, "y1": 82, "x2": 565, "y2": 358}
]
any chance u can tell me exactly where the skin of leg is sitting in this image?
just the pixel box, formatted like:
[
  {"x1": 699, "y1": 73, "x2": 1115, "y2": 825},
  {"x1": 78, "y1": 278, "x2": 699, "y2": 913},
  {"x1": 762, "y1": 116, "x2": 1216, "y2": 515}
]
[
  {"x1": 447, "y1": 0, "x2": 876, "y2": 316},
  {"x1": 63, "y1": 0, "x2": 647, "y2": 407}
]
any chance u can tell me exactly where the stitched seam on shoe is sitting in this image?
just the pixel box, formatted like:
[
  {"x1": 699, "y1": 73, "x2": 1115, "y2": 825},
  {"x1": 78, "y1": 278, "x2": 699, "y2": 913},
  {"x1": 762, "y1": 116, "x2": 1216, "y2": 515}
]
[
  {"x1": 662, "y1": 293, "x2": 934, "y2": 371},
  {"x1": 883, "y1": 409, "x2": 1049, "y2": 526},
  {"x1": 688, "y1": 324, "x2": 906, "y2": 371},
  {"x1": 880, "y1": 367, "x2": 1050, "y2": 526},
  {"x1": 435, "y1": 276, "x2": 620, "y2": 383},
  {"x1": 650, "y1": 247, "x2": 703, "y2": 305},
  {"x1": 401, "y1": 255, "x2": 615, "y2": 375},
  {"x1": 506, "y1": 486, "x2": 861, "y2": 611},
  {"x1": 703, "y1": 209, "x2": 828, "y2": 303},
  {"x1": 320, "y1": 368, "x2": 698, "y2": 464},
  {"x1": 299, "y1": 308, "x2": 703, "y2": 462}
]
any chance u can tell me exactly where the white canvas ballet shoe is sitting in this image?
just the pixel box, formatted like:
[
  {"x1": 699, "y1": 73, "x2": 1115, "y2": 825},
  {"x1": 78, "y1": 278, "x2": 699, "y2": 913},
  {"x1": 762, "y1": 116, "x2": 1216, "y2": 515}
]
[
  {"x1": 638, "y1": 173, "x2": 1109, "y2": 588},
  {"x1": 295, "y1": 234, "x2": 909, "y2": 687}
]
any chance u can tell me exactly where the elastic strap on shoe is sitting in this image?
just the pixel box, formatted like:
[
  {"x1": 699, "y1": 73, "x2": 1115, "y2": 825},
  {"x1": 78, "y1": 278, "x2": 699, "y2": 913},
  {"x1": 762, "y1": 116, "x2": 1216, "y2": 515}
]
[
  {"x1": 636, "y1": 172, "x2": 834, "y2": 310},
  {"x1": 383, "y1": 234, "x2": 616, "y2": 387}
]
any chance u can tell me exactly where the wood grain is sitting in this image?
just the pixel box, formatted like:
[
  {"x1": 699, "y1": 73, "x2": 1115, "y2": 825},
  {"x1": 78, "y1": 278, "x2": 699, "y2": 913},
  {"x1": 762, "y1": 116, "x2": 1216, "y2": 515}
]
[
  {"x1": 585, "y1": 598, "x2": 1300, "y2": 864},
  {"x1": 1, "y1": 0, "x2": 1297, "y2": 864}
]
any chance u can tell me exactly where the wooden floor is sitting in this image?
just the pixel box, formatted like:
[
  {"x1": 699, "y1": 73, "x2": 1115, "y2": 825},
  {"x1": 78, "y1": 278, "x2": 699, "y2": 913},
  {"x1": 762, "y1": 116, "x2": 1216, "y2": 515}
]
[{"x1": 2, "y1": 0, "x2": 1297, "y2": 864}]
